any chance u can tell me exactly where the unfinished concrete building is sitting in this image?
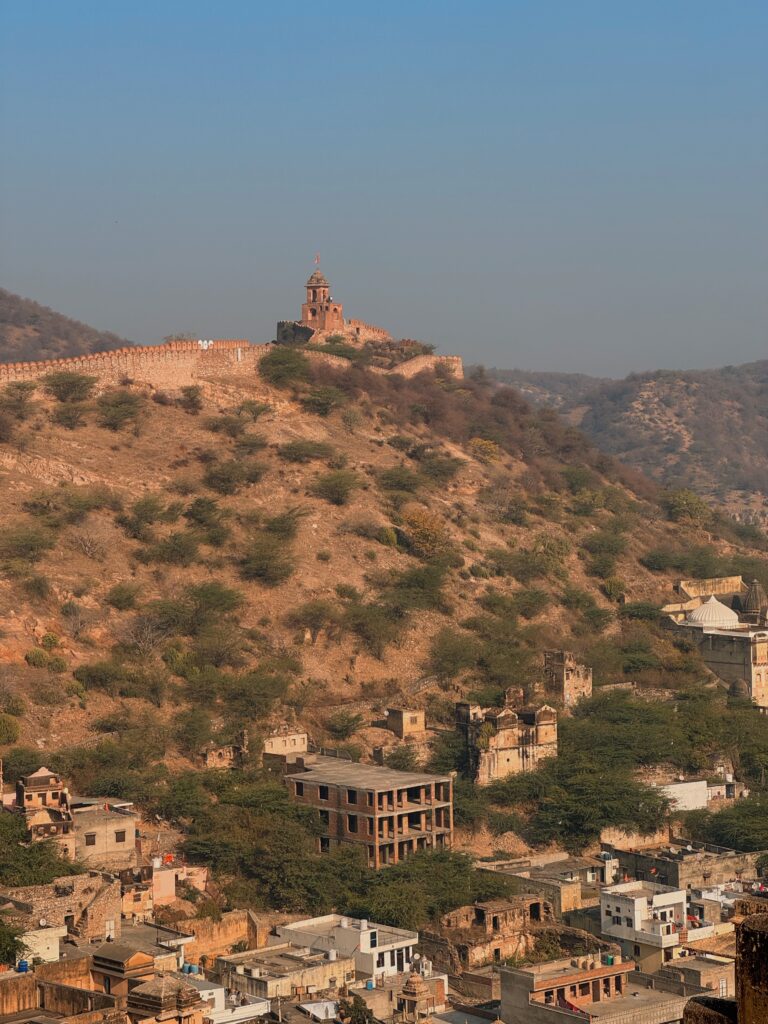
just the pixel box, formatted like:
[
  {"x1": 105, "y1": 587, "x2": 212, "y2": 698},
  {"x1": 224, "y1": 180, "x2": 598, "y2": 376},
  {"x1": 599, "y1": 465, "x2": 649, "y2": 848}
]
[
  {"x1": 286, "y1": 757, "x2": 453, "y2": 868},
  {"x1": 456, "y1": 700, "x2": 557, "y2": 785},
  {"x1": 419, "y1": 898, "x2": 553, "y2": 974},
  {"x1": 543, "y1": 650, "x2": 593, "y2": 708}
]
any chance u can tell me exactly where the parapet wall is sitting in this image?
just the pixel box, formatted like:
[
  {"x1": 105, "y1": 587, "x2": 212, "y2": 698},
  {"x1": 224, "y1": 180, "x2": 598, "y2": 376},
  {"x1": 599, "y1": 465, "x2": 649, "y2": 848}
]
[{"x1": 0, "y1": 339, "x2": 463, "y2": 391}]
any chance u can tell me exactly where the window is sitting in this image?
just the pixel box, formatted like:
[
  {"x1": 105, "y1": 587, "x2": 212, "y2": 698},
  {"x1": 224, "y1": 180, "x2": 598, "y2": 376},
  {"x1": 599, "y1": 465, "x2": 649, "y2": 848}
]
[
  {"x1": 295, "y1": 781, "x2": 304, "y2": 797},
  {"x1": 115, "y1": 830, "x2": 126, "y2": 844},
  {"x1": 319, "y1": 810, "x2": 330, "y2": 827},
  {"x1": 320, "y1": 837, "x2": 330, "y2": 853},
  {"x1": 377, "y1": 953, "x2": 385, "y2": 968},
  {"x1": 410, "y1": 716, "x2": 418, "y2": 725},
  {"x1": 719, "y1": 979, "x2": 728, "y2": 997},
  {"x1": 634, "y1": 945, "x2": 640, "y2": 956},
  {"x1": 604, "y1": 907, "x2": 612, "y2": 916},
  {"x1": 319, "y1": 785, "x2": 329, "y2": 801},
  {"x1": 347, "y1": 789, "x2": 358, "y2": 804},
  {"x1": 348, "y1": 814, "x2": 358, "y2": 833},
  {"x1": 625, "y1": 917, "x2": 632, "y2": 928},
  {"x1": 612, "y1": 916, "x2": 621, "y2": 925},
  {"x1": 369, "y1": 931, "x2": 378, "y2": 948},
  {"x1": 579, "y1": 983, "x2": 590, "y2": 996},
  {"x1": 85, "y1": 833, "x2": 96, "y2": 847},
  {"x1": 663, "y1": 949, "x2": 673, "y2": 963}
]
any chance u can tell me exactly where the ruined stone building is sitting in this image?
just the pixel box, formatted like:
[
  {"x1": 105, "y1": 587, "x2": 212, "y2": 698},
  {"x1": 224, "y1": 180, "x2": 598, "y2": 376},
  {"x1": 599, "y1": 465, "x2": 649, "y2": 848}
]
[
  {"x1": 419, "y1": 898, "x2": 553, "y2": 974},
  {"x1": 13, "y1": 766, "x2": 76, "y2": 855},
  {"x1": 385, "y1": 708, "x2": 426, "y2": 740},
  {"x1": 662, "y1": 577, "x2": 768, "y2": 710},
  {"x1": 286, "y1": 756, "x2": 453, "y2": 868},
  {"x1": 456, "y1": 699, "x2": 557, "y2": 785},
  {"x1": 543, "y1": 650, "x2": 593, "y2": 708},
  {"x1": 0, "y1": 872, "x2": 122, "y2": 961},
  {"x1": 200, "y1": 730, "x2": 249, "y2": 770},
  {"x1": 277, "y1": 268, "x2": 391, "y2": 347}
]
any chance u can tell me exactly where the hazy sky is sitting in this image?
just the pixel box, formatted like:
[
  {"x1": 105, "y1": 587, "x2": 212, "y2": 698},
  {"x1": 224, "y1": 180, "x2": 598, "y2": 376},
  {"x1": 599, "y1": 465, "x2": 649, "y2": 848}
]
[{"x1": 1, "y1": 2, "x2": 766, "y2": 376}]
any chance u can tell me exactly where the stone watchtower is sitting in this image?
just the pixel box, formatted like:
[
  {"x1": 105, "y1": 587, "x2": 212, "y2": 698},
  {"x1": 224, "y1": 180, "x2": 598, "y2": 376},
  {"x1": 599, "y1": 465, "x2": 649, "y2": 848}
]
[{"x1": 300, "y1": 269, "x2": 345, "y2": 334}]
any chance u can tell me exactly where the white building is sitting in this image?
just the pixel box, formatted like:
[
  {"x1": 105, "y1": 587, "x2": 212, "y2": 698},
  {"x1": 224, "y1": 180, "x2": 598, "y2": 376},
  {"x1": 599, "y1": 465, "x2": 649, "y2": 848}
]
[
  {"x1": 272, "y1": 915, "x2": 418, "y2": 979},
  {"x1": 600, "y1": 881, "x2": 715, "y2": 973}
]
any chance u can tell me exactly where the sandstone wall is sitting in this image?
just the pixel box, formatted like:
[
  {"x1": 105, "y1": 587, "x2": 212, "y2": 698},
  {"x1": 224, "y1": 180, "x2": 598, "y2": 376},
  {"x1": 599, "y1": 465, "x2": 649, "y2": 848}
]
[
  {"x1": 0, "y1": 973, "x2": 36, "y2": 1016},
  {"x1": 0, "y1": 339, "x2": 463, "y2": 395},
  {"x1": 182, "y1": 909, "x2": 268, "y2": 966}
]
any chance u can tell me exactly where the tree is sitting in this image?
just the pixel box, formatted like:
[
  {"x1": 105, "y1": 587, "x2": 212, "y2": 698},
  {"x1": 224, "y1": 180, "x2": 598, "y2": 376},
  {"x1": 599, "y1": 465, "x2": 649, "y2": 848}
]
[
  {"x1": 42, "y1": 371, "x2": 97, "y2": 403},
  {"x1": 0, "y1": 914, "x2": 26, "y2": 966},
  {"x1": 312, "y1": 470, "x2": 360, "y2": 506},
  {"x1": 259, "y1": 347, "x2": 310, "y2": 388}
]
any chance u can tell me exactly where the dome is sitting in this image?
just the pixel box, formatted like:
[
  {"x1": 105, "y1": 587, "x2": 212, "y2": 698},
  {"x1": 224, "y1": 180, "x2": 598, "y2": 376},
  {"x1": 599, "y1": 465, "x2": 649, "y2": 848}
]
[
  {"x1": 306, "y1": 269, "x2": 329, "y2": 288},
  {"x1": 686, "y1": 595, "x2": 740, "y2": 630}
]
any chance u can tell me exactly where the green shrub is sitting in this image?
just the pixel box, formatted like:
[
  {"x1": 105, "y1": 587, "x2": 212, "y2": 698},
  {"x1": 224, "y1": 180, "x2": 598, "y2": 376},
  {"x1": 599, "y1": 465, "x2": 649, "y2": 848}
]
[
  {"x1": 24, "y1": 484, "x2": 120, "y2": 527},
  {"x1": 24, "y1": 648, "x2": 48, "y2": 668},
  {"x1": 239, "y1": 534, "x2": 295, "y2": 585},
  {"x1": 204, "y1": 460, "x2": 263, "y2": 494},
  {"x1": 0, "y1": 525, "x2": 56, "y2": 563},
  {"x1": 278, "y1": 440, "x2": 334, "y2": 463},
  {"x1": 379, "y1": 466, "x2": 421, "y2": 493},
  {"x1": 0, "y1": 714, "x2": 20, "y2": 745},
  {"x1": 175, "y1": 707, "x2": 213, "y2": 755},
  {"x1": 429, "y1": 628, "x2": 480, "y2": 680},
  {"x1": 264, "y1": 507, "x2": 307, "y2": 540},
  {"x1": 237, "y1": 400, "x2": 270, "y2": 420},
  {"x1": 143, "y1": 532, "x2": 199, "y2": 566},
  {"x1": 312, "y1": 470, "x2": 360, "y2": 506},
  {"x1": 52, "y1": 404, "x2": 87, "y2": 429},
  {"x1": 178, "y1": 386, "x2": 203, "y2": 415},
  {"x1": 286, "y1": 600, "x2": 341, "y2": 641},
  {"x1": 300, "y1": 386, "x2": 347, "y2": 416},
  {"x1": 40, "y1": 633, "x2": 59, "y2": 651},
  {"x1": 106, "y1": 582, "x2": 140, "y2": 610},
  {"x1": 325, "y1": 711, "x2": 363, "y2": 740},
  {"x1": 0, "y1": 381, "x2": 37, "y2": 421},
  {"x1": 259, "y1": 347, "x2": 310, "y2": 388},
  {"x1": 234, "y1": 433, "x2": 267, "y2": 456},
  {"x1": 204, "y1": 414, "x2": 246, "y2": 438},
  {"x1": 619, "y1": 602, "x2": 661, "y2": 622},
  {"x1": 663, "y1": 489, "x2": 712, "y2": 526},
  {"x1": 43, "y1": 371, "x2": 97, "y2": 403},
  {"x1": 97, "y1": 390, "x2": 144, "y2": 430},
  {"x1": 46, "y1": 655, "x2": 68, "y2": 674}
]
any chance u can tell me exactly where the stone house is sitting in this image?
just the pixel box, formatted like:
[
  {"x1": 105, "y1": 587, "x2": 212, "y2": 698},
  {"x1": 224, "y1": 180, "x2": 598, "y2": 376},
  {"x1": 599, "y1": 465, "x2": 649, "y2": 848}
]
[
  {"x1": 456, "y1": 700, "x2": 557, "y2": 785},
  {"x1": 385, "y1": 708, "x2": 426, "y2": 741},
  {"x1": 543, "y1": 651, "x2": 593, "y2": 709},
  {"x1": 419, "y1": 898, "x2": 553, "y2": 974},
  {"x1": 607, "y1": 838, "x2": 768, "y2": 891},
  {"x1": 214, "y1": 944, "x2": 356, "y2": 1000},
  {"x1": 0, "y1": 872, "x2": 122, "y2": 960}
]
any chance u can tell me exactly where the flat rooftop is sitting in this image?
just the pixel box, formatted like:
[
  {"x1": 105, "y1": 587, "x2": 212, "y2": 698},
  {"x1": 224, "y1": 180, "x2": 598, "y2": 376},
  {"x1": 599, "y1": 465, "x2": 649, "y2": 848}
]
[
  {"x1": 580, "y1": 984, "x2": 687, "y2": 1019},
  {"x1": 514, "y1": 959, "x2": 631, "y2": 986},
  {"x1": 219, "y1": 945, "x2": 353, "y2": 979},
  {"x1": 282, "y1": 915, "x2": 416, "y2": 943},
  {"x1": 293, "y1": 759, "x2": 450, "y2": 790}
]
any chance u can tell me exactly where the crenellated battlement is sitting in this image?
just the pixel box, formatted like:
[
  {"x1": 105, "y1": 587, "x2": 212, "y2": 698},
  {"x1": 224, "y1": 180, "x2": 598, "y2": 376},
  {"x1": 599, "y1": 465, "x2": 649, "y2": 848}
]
[{"x1": 0, "y1": 337, "x2": 463, "y2": 391}]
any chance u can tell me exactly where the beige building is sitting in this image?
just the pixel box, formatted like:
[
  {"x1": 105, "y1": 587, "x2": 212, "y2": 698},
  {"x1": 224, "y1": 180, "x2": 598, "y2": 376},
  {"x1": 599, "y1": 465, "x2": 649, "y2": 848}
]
[
  {"x1": 214, "y1": 944, "x2": 356, "y2": 1000},
  {"x1": 456, "y1": 700, "x2": 557, "y2": 785},
  {"x1": 385, "y1": 708, "x2": 426, "y2": 740},
  {"x1": 71, "y1": 800, "x2": 139, "y2": 871},
  {"x1": 663, "y1": 577, "x2": 768, "y2": 710},
  {"x1": 500, "y1": 952, "x2": 699, "y2": 1024}
]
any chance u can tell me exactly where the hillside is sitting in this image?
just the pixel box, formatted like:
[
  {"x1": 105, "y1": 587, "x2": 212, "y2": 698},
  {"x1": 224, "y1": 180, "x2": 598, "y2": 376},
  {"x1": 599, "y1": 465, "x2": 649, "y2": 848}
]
[
  {"x1": 0, "y1": 341, "x2": 768, "y2": 907},
  {"x1": 487, "y1": 361, "x2": 768, "y2": 526},
  {"x1": 0, "y1": 288, "x2": 132, "y2": 362}
]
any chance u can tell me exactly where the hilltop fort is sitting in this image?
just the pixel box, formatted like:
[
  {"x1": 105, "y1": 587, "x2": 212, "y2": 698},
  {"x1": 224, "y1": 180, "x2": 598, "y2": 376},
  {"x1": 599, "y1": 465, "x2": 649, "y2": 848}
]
[{"x1": 0, "y1": 270, "x2": 462, "y2": 389}]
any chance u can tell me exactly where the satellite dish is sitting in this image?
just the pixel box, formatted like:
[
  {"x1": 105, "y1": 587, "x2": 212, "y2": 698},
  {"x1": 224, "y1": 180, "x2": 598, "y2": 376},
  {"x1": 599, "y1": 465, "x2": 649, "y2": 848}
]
[{"x1": 39, "y1": 918, "x2": 47, "y2": 928}]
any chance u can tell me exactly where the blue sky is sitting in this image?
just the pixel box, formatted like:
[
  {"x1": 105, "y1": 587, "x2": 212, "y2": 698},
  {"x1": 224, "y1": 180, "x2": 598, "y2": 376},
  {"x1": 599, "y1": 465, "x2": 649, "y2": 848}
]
[{"x1": 1, "y1": 1, "x2": 766, "y2": 375}]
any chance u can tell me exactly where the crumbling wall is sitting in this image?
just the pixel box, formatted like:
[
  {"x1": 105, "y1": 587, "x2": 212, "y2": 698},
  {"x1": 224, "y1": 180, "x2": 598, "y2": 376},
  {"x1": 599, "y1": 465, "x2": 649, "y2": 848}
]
[{"x1": 182, "y1": 909, "x2": 267, "y2": 966}]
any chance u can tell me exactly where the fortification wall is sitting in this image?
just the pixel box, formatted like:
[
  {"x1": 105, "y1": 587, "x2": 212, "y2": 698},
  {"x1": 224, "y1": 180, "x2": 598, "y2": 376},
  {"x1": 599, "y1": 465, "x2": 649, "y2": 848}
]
[
  {"x1": 388, "y1": 354, "x2": 464, "y2": 379},
  {"x1": 346, "y1": 318, "x2": 391, "y2": 342},
  {"x1": 0, "y1": 339, "x2": 463, "y2": 393},
  {"x1": 0, "y1": 341, "x2": 269, "y2": 390}
]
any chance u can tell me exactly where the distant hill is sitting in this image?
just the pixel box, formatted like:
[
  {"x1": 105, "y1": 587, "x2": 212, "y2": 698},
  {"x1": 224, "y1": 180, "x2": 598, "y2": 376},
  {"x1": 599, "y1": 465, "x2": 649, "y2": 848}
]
[
  {"x1": 0, "y1": 288, "x2": 132, "y2": 363},
  {"x1": 485, "y1": 362, "x2": 768, "y2": 525}
]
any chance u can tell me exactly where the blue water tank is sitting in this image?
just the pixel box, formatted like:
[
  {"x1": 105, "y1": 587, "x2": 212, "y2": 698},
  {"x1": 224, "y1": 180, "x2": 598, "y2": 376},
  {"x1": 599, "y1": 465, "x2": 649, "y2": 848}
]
[
  {"x1": 190, "y1": 965, "x2": 199, "y2": 975},
  {"x1": 366, "y1": 980, "x2": 374, "y2": 991},
  {"x1": 17, "y1": 961, "x2": 29, "y2": 973},
  {"x1": 182, "y1": 964, "x2": 191, "y2": 974}
]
